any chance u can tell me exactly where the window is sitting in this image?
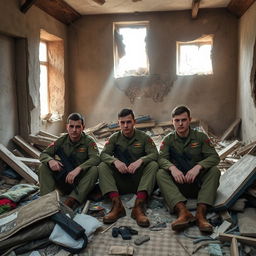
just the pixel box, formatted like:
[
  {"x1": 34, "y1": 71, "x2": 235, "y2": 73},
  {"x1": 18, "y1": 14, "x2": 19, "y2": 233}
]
[
  {"x1": 39, "y1": 41, "x2": 49, "y2": 117},
  {"x1": 39, "y1": 29, "x2": 65, "y2": 122},
  {"x1": 176, "y1": 35, "x2": 213, "y2": 76},
  {"x1": 113, "y1": 21, "x2": 149, "y2": 78}
]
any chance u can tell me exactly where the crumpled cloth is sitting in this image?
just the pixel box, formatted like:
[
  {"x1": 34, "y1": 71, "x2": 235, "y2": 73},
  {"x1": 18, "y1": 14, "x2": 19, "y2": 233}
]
[
  {"x1": 0, "y1": 198, "x2": 17, "y2": 214},
  {"x1": 0, "y1": 184, "x2": 39, "y2": 203}
]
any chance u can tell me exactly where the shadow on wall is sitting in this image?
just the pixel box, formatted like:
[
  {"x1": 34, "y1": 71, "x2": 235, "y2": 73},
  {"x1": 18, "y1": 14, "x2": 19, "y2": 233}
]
[
  {"x1": 251, "y1": 37, "x2": 256, "y2": 106},
  {"x1": 114, "y1": 74, "x2": 176, "y2": 104}
]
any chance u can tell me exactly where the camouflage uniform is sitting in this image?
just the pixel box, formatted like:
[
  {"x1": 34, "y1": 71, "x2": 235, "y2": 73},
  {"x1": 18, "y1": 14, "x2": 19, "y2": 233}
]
[
  {"x1": 157, "y1": 128, "x2": 220, "y2": 211},
  {"x1": 99, "y1": 129, "x2": 158, "y2": 196},
  {"x1": 39, "y1": 133, "x2": 100, "y2": 203}
]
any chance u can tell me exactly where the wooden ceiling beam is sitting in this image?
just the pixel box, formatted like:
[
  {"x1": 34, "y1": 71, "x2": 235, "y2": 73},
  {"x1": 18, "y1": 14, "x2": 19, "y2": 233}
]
[
  {"x1": 35, "y1": 0, "x2": 81, "y2": 25},
  {"x1": 227, "y1": 0, "x2": 256, "y2": 18},
  {"x1": 20, "y1": 0, "x2": 38, "y2": 13},
  {"x1": 192, "y1": 0, "x2": 201, "y2": 19}
]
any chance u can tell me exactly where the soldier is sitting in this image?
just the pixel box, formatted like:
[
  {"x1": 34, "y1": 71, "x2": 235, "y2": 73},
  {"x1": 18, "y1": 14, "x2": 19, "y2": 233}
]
[
  {"x1": 157, "y1": 106, "x2": 220, "y2": 233},
  {"x1": 99, "y1": 108, "x2": 158, "y2": 227},
  {"x1": 39, "y1": 113, "x2": 100, "y2": 210}
]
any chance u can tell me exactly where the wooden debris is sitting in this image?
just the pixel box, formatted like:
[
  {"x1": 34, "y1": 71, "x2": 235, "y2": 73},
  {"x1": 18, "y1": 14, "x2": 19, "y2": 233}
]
[
  {"x1": 230, "y1": 237, "x2": 239, "y2": 256},
  {"x1": 219, "y1": 233, "x2": 256, "y2": 246},
  {"x1": 218, "y1": 140, "x2": 241, "y2": 160},
  {"x1": 16, "y1": 157, "x2": 41, "y2": 168},
  {"x1": 28, "y1": 134, "x2": 55, "y2": 147},
  {"x1": 151, "y1": 126, "x2": 164, "y2": 136},
  {"x1": 12, "y1": 135, "x2": 41, "y2": 159},
  {"x1": 38, "y1": 130, "x2": 59, "y2": 139},
  {"x1": 12, "y1": 149, "x2": 24, "y2": 157},
  {"x1": 0, "y1": 144, "x2": 38, "y2": 184},
  {"x1": 221, "y1": 118, "x2": 241, "y2": 141},
  {"x1": 84, "y1": 122, "x2": 107, "y2": 135},
  {"x1": 214, "y1": 154, "x2": 256, "y2": 211},
  {"x1": 235, "y1": 140, "x2": 256, "y2": 156}
]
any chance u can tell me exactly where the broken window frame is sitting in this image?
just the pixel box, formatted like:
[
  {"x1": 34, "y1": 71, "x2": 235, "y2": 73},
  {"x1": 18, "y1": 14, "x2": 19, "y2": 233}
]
[
  {"x1": 176, "y1": 35, "x2": 214, "y2": 76},
  {"x1": 113, "y1": 21, "x2": 150, "y2": 78}
]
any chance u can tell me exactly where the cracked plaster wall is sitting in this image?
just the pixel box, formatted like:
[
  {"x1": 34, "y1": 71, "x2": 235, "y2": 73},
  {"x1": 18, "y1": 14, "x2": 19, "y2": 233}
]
[{"x1": 69, "y1": 9, "x2": 238, "y2": 135}]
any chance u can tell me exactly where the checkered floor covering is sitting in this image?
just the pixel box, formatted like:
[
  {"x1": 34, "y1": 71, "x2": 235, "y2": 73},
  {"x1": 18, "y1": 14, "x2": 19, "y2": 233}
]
[{"x1": 81, "y1": 215, "x2": 230, "y2": 256}]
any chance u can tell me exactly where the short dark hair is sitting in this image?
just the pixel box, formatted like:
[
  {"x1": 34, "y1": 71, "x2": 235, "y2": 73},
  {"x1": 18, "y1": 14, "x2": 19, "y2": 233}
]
[
  {"x1": 67, "y1": 113, "x2": 85, "y2": 125},
  {"x1": 171, "y1": 105, "x2": 191, "y2": 118},
  {"x1": 118, "y1": 108, "x2": 135, "y2": 120}
]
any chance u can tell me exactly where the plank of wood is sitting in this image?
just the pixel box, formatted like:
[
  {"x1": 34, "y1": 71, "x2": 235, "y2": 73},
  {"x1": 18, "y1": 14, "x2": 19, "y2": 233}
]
[
  {"x1": 0, "y1": 144, "x2": 38, "y2": 184},
  {"x1": 218, "y1": 140, "x2": 241, "y2": 160},
  {"x1": 219, "y1": 233, "x2": 256, "y2": 246},
  {"x1": 231, "y1": 237, "x2": 239, "y2": 256},
  {"x1": 12, "y1": 135, "x2": 41, "y2": 159},
  {"x1": 192, "y1": 0, "x2": 201, "y2": 19},
  {"x1": 29, "y1": 134, "x2": 55, "y2": 147},
  {"x1": 16, "y1": 157, "x2": 41, "y2": 168},
  {"x1": 221, "y1": 118, "x2": 241, "y2": 141},
  {"x1": 237, "y1": 208, "x2": 256, "y2": 237},
  {"x1": 38, "y1": 130, "x2": 59, "y2": 139},
  {"x1": 214, "y1": 154, "x2": 256, "y2": 211},
  {"x1": 84, "y1": 122, "x2": 107, "y2": 135},
  {"x1": 236, "y1": 140, "x2": 256, "y2": 156},
  {"x1": 12, "y1": 149, "x2": 24, "y2": 157}
]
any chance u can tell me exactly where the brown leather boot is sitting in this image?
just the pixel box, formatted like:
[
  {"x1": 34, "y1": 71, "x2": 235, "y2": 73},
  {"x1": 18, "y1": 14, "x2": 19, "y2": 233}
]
[
  {"x1": 171, "y1": 202, "x2": 196, "y2": 231},
  {"x1": 64, "y1": 197, "x2": 80, "y2": 210},
  {"x1": 103, "y1": 197, "x2": 126, "y2": 224},
  {"x1": 196, "y1": 203, "x2": 213, "y2": 233},
  {"x1": 131, "y1": 198, "x2": 150, "y2": 227}
]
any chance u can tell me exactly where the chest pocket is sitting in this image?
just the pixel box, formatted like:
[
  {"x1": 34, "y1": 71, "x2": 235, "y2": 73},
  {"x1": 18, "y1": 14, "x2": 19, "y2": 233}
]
[
  {"x1": 72, "y1": 148, "x2": 88, "y2": 165},
  {"x1": 187, "y1": 142, "x2": 202, "y2": 160},
  {"x1": 130, "y1": 142, "x2": 145, "y2": 158}
]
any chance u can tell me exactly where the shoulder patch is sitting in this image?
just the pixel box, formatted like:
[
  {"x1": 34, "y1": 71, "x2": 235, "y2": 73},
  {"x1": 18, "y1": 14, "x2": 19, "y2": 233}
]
[
  {"x1": 147, "y1": 138, "x2": 155, "y2": 146},
  {"x1": 48, "y1": 142, "x2": 55, "y2": 148},
  {"x1": 160, "y1": 141, "x2": 165, "y2": 150},
  {"x1": 90, "y1": 142, "x2": 98, "y2": 150},
  {"x1": 205, "y1": 138, "x2": 214, "y2": 147}
]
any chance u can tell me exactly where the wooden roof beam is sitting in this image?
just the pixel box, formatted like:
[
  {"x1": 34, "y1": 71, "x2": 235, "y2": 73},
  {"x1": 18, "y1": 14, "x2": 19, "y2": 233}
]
[
  {"x1": 35, "y1": 0, "x2": 81, "y2": 25},
  {"x1": 227, "y1": 0, "x2": 256, "y2": 18},
  {"x1": 20, "y1": 0, "x2": 38, "y2": 13},
  {"x1": 192, "y1": 0, "x2": 201, "y2": 19}
]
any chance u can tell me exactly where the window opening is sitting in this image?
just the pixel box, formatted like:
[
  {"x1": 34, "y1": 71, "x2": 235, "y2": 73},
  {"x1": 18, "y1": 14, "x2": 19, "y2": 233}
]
[
  {"x1": 39, "y1": 41, "x2": 49, "y2": 117},
  {"x1": 114, "y1": 22, "x2": 149, "y2": 78},
  {"x1": 177, "y1": 35, "x2": 213, "y2": 76},
  {"x1": 39, "y1": 29, "x2": 65, "y2": 122}
]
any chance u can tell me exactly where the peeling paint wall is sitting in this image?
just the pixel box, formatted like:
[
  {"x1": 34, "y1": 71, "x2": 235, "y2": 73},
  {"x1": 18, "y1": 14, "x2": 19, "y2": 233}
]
[
  {"x1": 0, "y1": 34, "x2": 18, "y2": 147},
  {"x1": 237, "y1": 2, "x2": 256, "y2": 143},
  {"x1": 68, "y1": 9, "x2": 238, "y2": 135},
  {"x1": 0, "y1": 0, "x2": 68, "y2": 146}
]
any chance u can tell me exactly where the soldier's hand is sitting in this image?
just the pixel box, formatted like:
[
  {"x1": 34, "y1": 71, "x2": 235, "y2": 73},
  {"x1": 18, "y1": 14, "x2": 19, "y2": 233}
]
[
  {"x1": 128, "y1": 159, "x2": 143, "y2": 174},
  {"x1": 114, "y1": 160, "x2": 128, "y2": 173},
  {"x1": 48, "y1": 159, "x2": 63, "y2": 171},
  {"x1": 65, "y1": 167, "x2": 81, "y2": 184},
  {"x1": 185, "y1": 165, "x2": 202, "y2": 183},
  {"x1": 169, "y1": 165, "x2": 186, "y2": 184}
]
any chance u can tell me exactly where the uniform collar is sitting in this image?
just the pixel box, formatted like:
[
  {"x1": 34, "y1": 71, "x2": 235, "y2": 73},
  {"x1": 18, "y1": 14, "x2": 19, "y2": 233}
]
[
  {"x1": 120, "y1": 129, "x2": 138, "y2": 143},
  {"x1": 67, "y1": 132, "x2": 86, "y2": 146},
  {"x1": 174, "y1": 128, "x2": 196, "y2": 145}
]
